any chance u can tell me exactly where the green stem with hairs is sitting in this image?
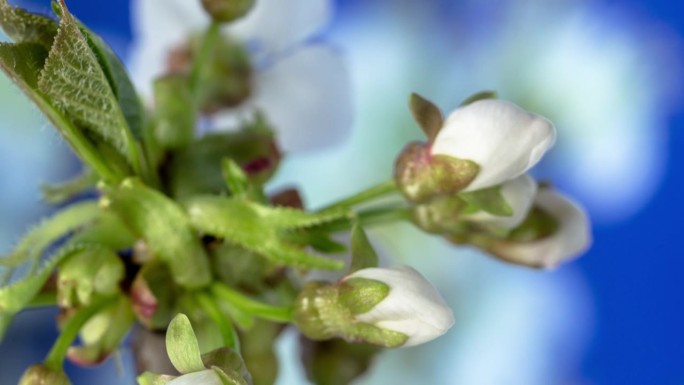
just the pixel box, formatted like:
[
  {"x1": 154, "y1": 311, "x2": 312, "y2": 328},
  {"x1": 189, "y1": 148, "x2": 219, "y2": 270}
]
[
  {"x1": 211, "y1": 283, "x2": 293, "y2": 323},
  {"x1": 317, "y1": 180, "x2": 399, "y2": 212}
]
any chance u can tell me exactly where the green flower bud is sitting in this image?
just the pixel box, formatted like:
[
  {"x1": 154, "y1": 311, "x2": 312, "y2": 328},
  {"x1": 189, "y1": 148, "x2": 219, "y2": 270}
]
[
  {"x1": 299, "y1": 336, "x2": 380, "y2": 385},
  {"x1": 19, "y1": 364, "x2": 71, "y2": 385},
  {"x1": 201, "y1": 0, "x2": 255, "y2": 23}
]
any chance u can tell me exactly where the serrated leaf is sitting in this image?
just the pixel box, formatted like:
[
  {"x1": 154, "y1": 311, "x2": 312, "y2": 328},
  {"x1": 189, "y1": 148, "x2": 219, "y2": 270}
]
[
  {"x1": 459, "y1": 185, "x2": 513, "y2": 216},
  {"x1": 0, "y1": 42, "x2": 120, "y2": 181},
  {"x1": 184, "y1": 196, "x2": 344, "y2": 270},
  {"x1": 460, "y1": 90, "x2": 497, "y2": 106},
  {"x1": 166, "y1": 313, "x2": 206, "y2": 374},
  {"x1": 38, "y1": 0, "x2": 140, "y2": 172},
  {"x1": 350, "y1": 224, "x2": 379, "y2": 273},
  {"x1": 409, "y1": 92, "x2": 443, "y2": 141},
  {"x1": 1, "y1": 201, "x2": 101, "y2": 268},
  {"x1": 41, "y1": 168, "x2": 98, "y2": 204},
  {"x1": 0, "y1": 0, "x2": 58, "y2": 48},
  {"x1": 102, "y1": 178, "x2": 211, "y2": 288}
]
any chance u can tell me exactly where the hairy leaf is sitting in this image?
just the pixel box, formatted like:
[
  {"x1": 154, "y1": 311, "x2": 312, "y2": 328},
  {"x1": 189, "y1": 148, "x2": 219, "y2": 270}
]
[{"x1": 0, "y1": 0, "x2": 58, "y2": 48}]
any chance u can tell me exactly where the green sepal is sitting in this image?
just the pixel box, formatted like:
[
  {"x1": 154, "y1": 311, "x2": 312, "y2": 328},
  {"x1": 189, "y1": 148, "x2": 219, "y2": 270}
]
[
  {"x1": 394, "y1": 142, "x2": 479, "y2": 202},
  {"x1": 166, "y1": 313, "x2": 207, "y2": 374},
  {"x1": 0, "y1": 0, "x2": 58, "y2": 48},
  {"x1": 506, "y1": 206, "x2": 559, "y2": 242},
  {"x1": 137, "y1": 372, "x2": 174, "y2": 385},
  {"x1": 409, "y1": 92, "x2": 443, "y2": 141},
  {"x1": 460, "y1": 90, "x2": 497, "y2": 106},
  {"x1": 202, "y1": 348, "x2": 252, "y2": 385},
  {"x1": 39, "y1": 0, "x2": 141, "y2": 174},
  {"x1": 102, "y1": 178, "x2": 212, "y2": 289},
  {"x1": 153, "y1": 74, "x2": 196, "y2": 150},
  {"x1": 212, "y1": 366, "x2": 250, "y2": 385},
  {"x1": 459, "y1": 185, "x2": 514, "y2": 216},
  {"x1": 183, "y1": 196, "x2": 345, "y2": 270},
  {"x1": 338, "y1": 278, "x2": 388, "y2": 315},
  {"x1": 201, "y1": 0, "x2": 255, "y2": 23},
  {"x1": 349, "y1": 224, "x2": 379, "y2": 273},
  {"x1": 18, "y1": 364, "x2": 71, "y2": 385}
]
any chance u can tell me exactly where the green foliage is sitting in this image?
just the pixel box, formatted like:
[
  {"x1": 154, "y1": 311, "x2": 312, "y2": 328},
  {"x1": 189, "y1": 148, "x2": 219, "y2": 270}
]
[
  {"x1": 166, "y1": 314, "x2": 206, "y2": 374},
  {"x1": 349, "y1": 224, "x2": 379, "y2": 273},
  {"x1": 102, "y1": 178, "x2": 212, "y2": 289}
]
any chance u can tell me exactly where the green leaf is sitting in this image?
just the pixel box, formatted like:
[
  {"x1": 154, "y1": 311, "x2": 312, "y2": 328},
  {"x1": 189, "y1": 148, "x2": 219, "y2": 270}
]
[
  {"x1": 1, "y1": 201, "x2": 101, "y2": 268},
  {"x1": 41, "y1": 169, "x2": 98, "y2": 204},
  {"x1": 57, "y1": 246, "x2": 123, "y2": 307},
  {"x1": 459, "y1": 185, "x2": 513, "y2": 216},
  {"x1": 183, "y1": 196, "x2": 344, "y2": 270},
  {"x1": 0, "y1": 0, "x2": 58, "y2": 48},
  {"x1": 460, "y1": 90, "x2": 497, "y2": 106},
  {"x1": 166, "y1": 313, "x2": 206, "y2": 374},
  {"x1": 221, "y1": 158, "x2": 249, "y2": 198},
  {"x1": 102, "y1": 178, "x2": 212, "y2": 288},
  {"x1": 0, "y1": 42, "x2": 120, "y2": 181},
  {"x1": 38, "y1": 0, "x2": 141, "y2": 173},
  {"x1": 409, "y1": 92, "x2": 443, "y2": 141},
  {"x1": 349, "y1": 224, "x2": 379, "y2": 273}
]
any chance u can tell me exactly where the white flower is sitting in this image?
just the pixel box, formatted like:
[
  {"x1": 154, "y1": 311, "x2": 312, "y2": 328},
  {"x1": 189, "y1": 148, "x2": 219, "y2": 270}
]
[
  {"x1": 129, "y1": 0, "x2": 352, "y2": 152},
  {"x1": 463, "y1": 174, "x2": 537, "y2": 229},
  {"x1": 167, "y1": 369, "x2": 222, "y2": 385},
  {"x1": 346, "y1": 266, "x2": 455, "y2": 347},
  {"x1": 493, "y1": 188, "x2": 591, "y2": 268},
  {"x1": 431, "y1": 99, "x2": 556, "y2": 192}
]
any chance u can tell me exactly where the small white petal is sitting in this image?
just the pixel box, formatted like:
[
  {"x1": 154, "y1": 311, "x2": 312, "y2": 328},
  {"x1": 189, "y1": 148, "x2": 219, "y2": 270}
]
[
  {"x1": 348, "y1": 266, "x2": 454, "y2": 347},
  {"x1": 495, "y1": 189, "x2": 592, "y2": 268},
  {"x1": 463, "y1": 174, "x2": 537, "y2": 229},
  {"x1": 431, "y1": 99, "x2": 556, "y2": 191},
  {"x1": 212, "y1": 45, "x2": 352, "y2": 152},
  {"x1": 168, "y1": 369, "x2": 223, "y2": 385},
  {"x1": 226, "y1": 0, "x2": 332, "y2": 58}
]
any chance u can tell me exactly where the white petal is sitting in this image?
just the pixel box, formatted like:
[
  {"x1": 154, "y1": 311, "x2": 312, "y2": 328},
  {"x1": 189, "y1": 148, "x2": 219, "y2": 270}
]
[
  {"x1": 495, "y1": 189, "x2": 591, "y2": 268},
  {"x1": 168, "y1": 369, "x2": 223, "y2": 385},
  {"x1": 463, "y1": 174, "x2": 537, "y2": 229},
  {"x1": 225, "y1": 0, "x2": 332, "y2": 58},
  {"x1": 129, "y1": 0, "x2": 208, "y2": 97},
  {"x1": 348, "y1": 266, "x2": 454, "y2": 347},
  {"x1": 212, "y1": 45, "x2": 352, "y2": 152},
  {"x1": 431, "y1": 99, "x2": 556, "y2": 191}
]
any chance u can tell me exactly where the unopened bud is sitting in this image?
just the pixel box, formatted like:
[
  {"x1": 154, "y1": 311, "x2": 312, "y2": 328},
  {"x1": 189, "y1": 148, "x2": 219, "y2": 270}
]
[{"x1": 19, "y1": 364, "x2": 71, "y2": 385}]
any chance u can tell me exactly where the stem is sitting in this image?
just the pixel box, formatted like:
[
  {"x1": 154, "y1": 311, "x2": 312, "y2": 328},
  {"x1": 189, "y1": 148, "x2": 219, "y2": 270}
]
[
  {"x1": 315, "y1": 206, "x2": 413, "y2": 233},
  {"x1": 196, "y1": 291, "x2": 240, "y2": 351},
  {"x1": 189, "y1": 21, "x2": 221, "y2": 105},
  {"x1": 211, "y1": 283, "x2": 293, "y2": 323},
  {"x1": 27, "y1": 291, "x2": 57, "y2": 308},
  {"x1": 44, "y1": 295, "x2": 117, "y2": 370},
  {"x1": 317, "y1": 180, "x2": 398, "y2": 212}
]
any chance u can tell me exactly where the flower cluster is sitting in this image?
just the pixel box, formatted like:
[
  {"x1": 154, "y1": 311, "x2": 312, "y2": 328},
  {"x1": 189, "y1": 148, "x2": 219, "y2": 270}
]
[{"x1": 396, "y1": 94, "x2": 591, "y2": 268}]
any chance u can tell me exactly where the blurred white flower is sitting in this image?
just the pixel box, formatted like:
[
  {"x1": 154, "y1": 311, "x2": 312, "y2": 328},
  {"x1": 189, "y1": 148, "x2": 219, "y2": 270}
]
[
  {"x1": 129, "y1": 0, "x2": 352, "y2": 152},
  {"x1": 346, "y1": 265, "x2": 455, "y2": 347},
  {"x1": 431, "y1": 99, "x2": 556, "y2": 192},
  {"x1": 492, "y1": 188, "x2": 592, "y2": 269}
]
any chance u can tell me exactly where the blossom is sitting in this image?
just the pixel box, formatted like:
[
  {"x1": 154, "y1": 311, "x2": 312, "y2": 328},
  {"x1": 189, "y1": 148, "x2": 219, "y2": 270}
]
[
  {"x1": 431, "y1": 99, "x2": 556, "y2": 192},
  {"x1": 344, "y1": 266, "x2": 455, "y2": 347},
  {"x1": 491, "y1": 188, "x2": 591, "y2": 268},
  {"x1": 129, "y1": 0, "x2": 352, "y2": 152}
]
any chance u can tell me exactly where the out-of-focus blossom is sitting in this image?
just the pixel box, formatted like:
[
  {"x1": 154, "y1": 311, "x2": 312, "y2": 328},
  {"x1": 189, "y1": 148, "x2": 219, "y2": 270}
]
[
  {"x1": 129, "y1": 0, "x2": 352, "y2": 152},
  {"x1": 431, "y1": 99, "x2": 556, "y2": 192}
]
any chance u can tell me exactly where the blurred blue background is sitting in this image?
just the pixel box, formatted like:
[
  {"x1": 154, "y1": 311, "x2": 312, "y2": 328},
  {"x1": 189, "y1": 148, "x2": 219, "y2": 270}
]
[{"x1": 1, "y1": 0, "x2": 683, "y2": 384}]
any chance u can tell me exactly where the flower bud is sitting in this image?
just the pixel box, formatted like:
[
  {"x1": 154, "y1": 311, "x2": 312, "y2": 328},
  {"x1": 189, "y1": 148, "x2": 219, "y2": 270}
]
[
  {"x1": 488, "y1": 188, "x2": 591, "y2": 268},
  {"x1": 201, "y1": 0, "x2": 255, "y2": 23},
  {"x1": 294, "y1": 266, "x2": 454, "y2": 348},
  {"x1": 431, "y1": 99, "x2": 555, "y2": 192},
  {"x1": 19, "y1": 364, "x2": 71, "y2": 385}
]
